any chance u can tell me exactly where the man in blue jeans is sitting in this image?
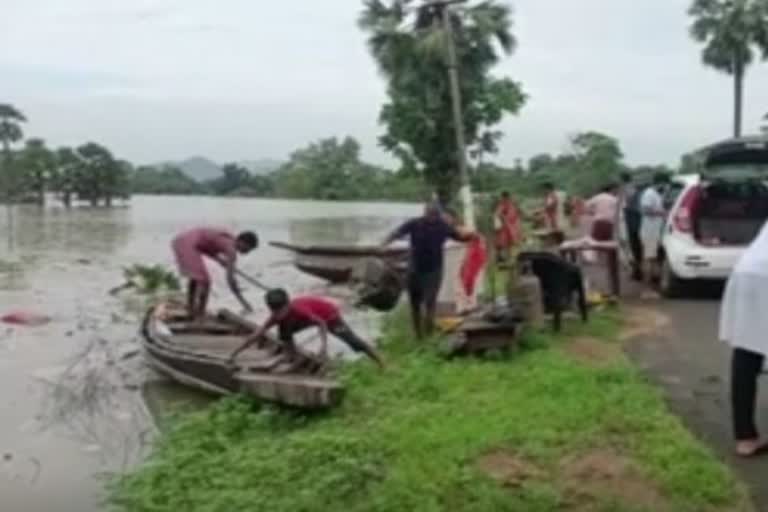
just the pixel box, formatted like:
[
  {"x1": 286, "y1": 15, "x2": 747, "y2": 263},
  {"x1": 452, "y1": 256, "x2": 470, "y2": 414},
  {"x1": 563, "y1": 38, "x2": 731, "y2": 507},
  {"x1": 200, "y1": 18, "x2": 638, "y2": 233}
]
[{"x1": 382, "y1": 202, "x2": 473, "y2": 339}]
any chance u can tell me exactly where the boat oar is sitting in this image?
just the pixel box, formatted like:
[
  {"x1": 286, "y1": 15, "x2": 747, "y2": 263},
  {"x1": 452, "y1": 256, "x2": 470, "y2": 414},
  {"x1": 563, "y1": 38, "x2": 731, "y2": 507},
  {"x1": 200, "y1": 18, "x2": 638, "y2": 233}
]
[{"x1": 235, "y1": 268, "x2": 271, "y2": 292}]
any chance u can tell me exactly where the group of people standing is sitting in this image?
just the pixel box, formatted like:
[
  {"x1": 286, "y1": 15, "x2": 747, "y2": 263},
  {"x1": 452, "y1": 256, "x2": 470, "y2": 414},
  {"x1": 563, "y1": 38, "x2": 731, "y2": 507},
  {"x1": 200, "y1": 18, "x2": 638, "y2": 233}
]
[
  {"x1": 168, "y1": 171, "x2": 676, "y2": 365},
  {"x1": 619, "y1": 172, "x2": 670, "y2": 290},
  {"x1": 490, "y1": 183, "x2": 569, "y2": 263}
]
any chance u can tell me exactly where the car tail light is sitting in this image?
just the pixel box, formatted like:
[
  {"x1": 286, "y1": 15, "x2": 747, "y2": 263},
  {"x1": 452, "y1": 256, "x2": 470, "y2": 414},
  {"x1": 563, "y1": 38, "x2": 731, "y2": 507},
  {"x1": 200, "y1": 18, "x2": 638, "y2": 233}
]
[{"x1": 673, "y1": 186, "x2": 700, "y2": 234}]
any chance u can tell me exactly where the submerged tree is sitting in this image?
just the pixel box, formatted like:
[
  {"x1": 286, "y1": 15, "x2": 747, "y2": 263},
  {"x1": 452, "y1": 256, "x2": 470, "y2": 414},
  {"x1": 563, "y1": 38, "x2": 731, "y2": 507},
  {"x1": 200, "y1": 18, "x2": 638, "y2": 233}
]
[
  {"x1": 688, "y1": 0, "x2": 768, "y2": 137},
  {"x1": 273, "y1": 136, "x2": 384, "y2": 200},
  {"x1": 359, "y1": 0, "x2": 526, "y2": 202},
  {"x1": 53, "y1": 147, "x2": 81, "y2": 208},
  {"x1": 74, "y1": 142, "x2": 130, "y2": 207},
  {"x1": 18, "y1": 138, "x2": 56, "y2": 206}
]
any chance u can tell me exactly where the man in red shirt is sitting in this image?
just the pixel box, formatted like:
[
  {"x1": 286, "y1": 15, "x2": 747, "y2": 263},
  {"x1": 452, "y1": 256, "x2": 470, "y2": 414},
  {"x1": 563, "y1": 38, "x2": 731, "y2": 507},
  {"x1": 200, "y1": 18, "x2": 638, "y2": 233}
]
[{"x1": 228, "y1": 289, "x2": 385, "y2": 368}]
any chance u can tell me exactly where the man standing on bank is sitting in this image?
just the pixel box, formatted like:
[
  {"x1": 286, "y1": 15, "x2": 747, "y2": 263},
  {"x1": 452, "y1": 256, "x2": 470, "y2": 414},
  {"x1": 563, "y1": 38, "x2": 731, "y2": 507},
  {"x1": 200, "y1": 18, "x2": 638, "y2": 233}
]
[
  {"x1": 639, "y1": 173, "x2": 669, "y2": 293},
  {"x1": 382, "y1": 202, "x2": 474, "y2": 339},
  {"x1": 720, "y1": 221, "x2": 768, "y2": 457}
]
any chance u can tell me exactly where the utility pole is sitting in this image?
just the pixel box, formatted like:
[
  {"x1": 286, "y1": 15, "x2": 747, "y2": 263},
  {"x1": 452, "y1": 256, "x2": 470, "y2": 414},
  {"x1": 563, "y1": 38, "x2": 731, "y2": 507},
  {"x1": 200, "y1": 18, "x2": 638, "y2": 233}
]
[{"x1": 423, "y1": 0, "x2": 474, "y2": 229}]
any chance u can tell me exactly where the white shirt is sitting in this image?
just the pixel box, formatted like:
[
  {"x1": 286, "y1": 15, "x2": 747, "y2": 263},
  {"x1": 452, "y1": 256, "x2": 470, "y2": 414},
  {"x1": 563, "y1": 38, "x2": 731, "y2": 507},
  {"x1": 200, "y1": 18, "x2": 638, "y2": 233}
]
[
  {"x1": 640, "y1": 187, "x2": 663, "y2": 218},
  {"x1": 720, "y1": 221, "x2": 768, "y2": 356}
]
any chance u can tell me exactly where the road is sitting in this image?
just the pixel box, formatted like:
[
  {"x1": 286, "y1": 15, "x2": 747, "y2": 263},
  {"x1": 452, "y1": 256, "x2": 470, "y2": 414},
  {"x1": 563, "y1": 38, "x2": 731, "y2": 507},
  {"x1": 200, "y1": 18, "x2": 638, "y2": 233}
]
[{"x1": 625, "y1": 291, "x2": 768, "y2": 511}]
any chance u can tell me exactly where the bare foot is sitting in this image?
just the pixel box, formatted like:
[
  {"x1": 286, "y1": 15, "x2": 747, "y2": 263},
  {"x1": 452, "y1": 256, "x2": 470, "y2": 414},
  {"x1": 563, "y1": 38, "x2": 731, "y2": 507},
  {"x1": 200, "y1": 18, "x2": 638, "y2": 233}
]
[
  {"x1": 640, "y1": 290, "x2": 661, "y2": 301},
  {"x1": 736, "y1": 439, "x2": 768, "y2": 457}
]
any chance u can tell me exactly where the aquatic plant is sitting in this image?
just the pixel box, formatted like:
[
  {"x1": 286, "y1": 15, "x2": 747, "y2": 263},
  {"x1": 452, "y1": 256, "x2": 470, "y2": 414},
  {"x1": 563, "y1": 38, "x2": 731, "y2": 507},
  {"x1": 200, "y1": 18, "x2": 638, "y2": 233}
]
[{"x1": 111, "y1": 264, "x2": 180, "y2": 295}]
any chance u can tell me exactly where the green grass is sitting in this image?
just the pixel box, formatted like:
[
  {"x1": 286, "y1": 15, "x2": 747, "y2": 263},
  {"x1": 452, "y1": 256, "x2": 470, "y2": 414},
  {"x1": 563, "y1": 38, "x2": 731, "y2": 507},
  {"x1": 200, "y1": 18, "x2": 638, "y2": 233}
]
[{"x1": 110, "y1": 310, "x2": 749, "y2": 512}]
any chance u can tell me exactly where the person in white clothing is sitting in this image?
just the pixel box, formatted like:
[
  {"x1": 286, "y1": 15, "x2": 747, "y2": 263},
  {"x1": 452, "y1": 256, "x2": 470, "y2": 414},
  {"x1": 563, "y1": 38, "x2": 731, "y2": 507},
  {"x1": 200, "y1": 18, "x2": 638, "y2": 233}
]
[
  {"x1": 639, "y1": 173, "x2": 669, "y2": 290},
  {"x1": 720, "y1": 221, "x2": 768, "y2": 457}
]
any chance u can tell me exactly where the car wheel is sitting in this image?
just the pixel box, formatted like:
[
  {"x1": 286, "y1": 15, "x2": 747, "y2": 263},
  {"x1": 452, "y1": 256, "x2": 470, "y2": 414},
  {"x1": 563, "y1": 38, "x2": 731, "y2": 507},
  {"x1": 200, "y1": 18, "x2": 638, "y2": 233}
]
[{"x1": 659, "y1": 258, "x2": 686, "y2": 298}]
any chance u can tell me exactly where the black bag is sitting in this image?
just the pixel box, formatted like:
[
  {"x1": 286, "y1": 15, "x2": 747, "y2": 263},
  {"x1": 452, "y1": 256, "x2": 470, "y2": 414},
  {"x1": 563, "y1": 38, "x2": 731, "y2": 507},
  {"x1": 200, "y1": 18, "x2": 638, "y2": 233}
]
[{"x1": 350, "y1": 258, "x2": 403, "y2": 312}]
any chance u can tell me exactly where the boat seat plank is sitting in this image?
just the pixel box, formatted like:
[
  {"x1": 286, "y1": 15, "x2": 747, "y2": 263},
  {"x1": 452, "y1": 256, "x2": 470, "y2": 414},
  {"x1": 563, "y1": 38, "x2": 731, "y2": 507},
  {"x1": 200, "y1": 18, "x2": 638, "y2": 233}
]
[
  {"x1": 155, "y1": 335, "x2": 279, "y2": 361},
  {"x1": 162, "y1": 334, "x2": 251, "y2": 351}
]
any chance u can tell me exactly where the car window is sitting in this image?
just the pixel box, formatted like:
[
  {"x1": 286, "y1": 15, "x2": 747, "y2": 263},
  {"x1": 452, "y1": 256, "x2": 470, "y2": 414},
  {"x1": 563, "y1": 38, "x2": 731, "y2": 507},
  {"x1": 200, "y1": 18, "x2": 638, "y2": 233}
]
[{"x1": 704, "y1": 162, "x2": 768, "y2": 181}]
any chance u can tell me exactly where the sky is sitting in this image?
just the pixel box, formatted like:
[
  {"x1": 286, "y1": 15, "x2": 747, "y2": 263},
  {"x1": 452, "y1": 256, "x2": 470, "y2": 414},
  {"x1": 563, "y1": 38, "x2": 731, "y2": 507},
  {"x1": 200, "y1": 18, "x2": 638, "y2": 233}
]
[{"x1": 3, "y1": 0, "x2": 768, "y2": 168}]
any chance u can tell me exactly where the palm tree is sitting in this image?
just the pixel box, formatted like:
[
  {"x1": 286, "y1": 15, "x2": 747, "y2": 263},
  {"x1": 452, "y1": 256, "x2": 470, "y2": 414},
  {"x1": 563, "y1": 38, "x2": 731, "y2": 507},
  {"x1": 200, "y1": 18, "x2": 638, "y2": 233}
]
[
  {"x1": 0, "y1": 104, "x2": 26, "y2": 248},
  {"x1": 358, "y1": 0, "x2": 521, "y2": 202},
  {"x1": 0, "y1": 103, "x2": 26, "y2": 156},
  {"x1": 0, "y1": 104, "x2": 27, "y2": 199},
  {"x1": 359, "y1": 0, "x2": 515, "y2": 76},
  {"x1": 689, "y1": 0, "x2": 768, "y2": 138}
]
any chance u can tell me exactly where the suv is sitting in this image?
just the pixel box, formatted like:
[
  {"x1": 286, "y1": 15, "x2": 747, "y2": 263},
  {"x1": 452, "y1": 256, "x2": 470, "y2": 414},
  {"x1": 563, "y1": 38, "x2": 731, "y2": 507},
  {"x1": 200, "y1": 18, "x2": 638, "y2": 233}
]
[{"x1": 623, "y1": 136, "x2": 768, "y2": 297}]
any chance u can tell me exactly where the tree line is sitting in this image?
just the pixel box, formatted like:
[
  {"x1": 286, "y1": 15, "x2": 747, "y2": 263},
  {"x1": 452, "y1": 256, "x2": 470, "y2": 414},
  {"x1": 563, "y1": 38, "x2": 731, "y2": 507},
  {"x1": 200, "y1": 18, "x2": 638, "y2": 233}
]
[
  {"x1": 132, "y1": 136, "x2": 429, "y2": 202},
  {"x1": 0, "y1": 104, "x2": 131, "y2": 207},
  {"x1": 0, "y1": 100, "x2": 682, "y2": 207},
  {"x1": 130, "y1": 130, "x2": 681, "y2": 202}
]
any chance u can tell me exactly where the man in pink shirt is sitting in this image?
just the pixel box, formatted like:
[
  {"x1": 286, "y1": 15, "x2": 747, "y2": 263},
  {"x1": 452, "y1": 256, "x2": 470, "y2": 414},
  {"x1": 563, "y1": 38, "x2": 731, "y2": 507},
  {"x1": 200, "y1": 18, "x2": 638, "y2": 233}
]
[
  {"x1": 229, "y1": 288, "x2": 385, "y2": 368},
  {"x1": 586, "y1": 183, "x2": 619, "y2": 241},
  {"x1": 171, "y1": 227, "x2": 258, "y2": 319}
]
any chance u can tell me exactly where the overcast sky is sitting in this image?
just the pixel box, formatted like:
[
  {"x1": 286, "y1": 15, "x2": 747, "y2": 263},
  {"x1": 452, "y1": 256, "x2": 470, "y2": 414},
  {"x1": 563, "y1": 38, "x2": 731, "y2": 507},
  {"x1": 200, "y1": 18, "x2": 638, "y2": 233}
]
[{"x1": 3, "y1": 0, "x2": 768, "y2": 168}]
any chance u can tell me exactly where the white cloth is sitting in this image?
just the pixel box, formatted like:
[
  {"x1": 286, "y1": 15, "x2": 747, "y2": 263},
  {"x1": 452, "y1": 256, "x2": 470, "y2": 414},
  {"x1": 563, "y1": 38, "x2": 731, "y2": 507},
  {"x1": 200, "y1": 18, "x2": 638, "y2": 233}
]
[
  {"x1": 720, "y1": 221, "x2": 768, "y2": 356},
  {"x1": 640, "y1": 187, "x2": 664, "y2": 260},
  {"x1": 555, "y1": 190, "x2": 568, "y2": 230}
]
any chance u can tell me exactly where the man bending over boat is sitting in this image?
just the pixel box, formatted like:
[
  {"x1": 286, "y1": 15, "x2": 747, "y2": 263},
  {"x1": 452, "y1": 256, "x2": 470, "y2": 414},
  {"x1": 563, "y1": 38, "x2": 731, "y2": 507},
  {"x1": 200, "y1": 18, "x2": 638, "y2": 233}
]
[
  {"x1": 172, "y1": 227, "x2": 259, "y2": 320},
  {"x1": 229, "y1": 289, "x2": 385, "y2": 369}
]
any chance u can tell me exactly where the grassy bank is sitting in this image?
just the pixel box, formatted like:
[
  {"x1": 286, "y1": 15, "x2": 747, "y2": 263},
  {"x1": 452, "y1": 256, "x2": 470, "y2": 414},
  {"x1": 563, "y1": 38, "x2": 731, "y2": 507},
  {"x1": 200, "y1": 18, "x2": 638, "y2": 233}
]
[{"x1": 111, "y1": 310, "x2": 749, "y2": 512}]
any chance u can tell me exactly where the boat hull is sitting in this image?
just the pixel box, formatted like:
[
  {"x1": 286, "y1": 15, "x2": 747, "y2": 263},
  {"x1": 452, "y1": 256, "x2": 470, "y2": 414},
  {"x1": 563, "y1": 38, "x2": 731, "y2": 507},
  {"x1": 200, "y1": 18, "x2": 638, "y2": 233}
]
[
  {"x1": 140, "y1": 304, "x2": 344, "y2": 409},
  {"x1": 271, "y1": 241, "x2": 409, "y2": 284}
]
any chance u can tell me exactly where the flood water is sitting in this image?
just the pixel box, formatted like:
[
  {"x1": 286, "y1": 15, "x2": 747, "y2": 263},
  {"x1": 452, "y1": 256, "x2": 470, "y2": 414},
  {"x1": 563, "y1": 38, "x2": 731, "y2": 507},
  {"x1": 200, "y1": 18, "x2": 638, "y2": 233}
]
[{"x1": 0, "y1": 195, "x2": 419, "y2": 512}]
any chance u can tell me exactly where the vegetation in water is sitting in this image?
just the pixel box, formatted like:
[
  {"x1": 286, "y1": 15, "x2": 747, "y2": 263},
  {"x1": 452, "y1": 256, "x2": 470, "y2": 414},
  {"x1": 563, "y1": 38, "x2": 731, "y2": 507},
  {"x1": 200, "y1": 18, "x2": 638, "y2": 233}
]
[
  {"x1": 110, "y1": 310, "x2": 749, "y2": 512},
  {"x1": 0, "y1": 258, "x2": 22, "y2": 274},
  {"x1": 111, "y1": 264, "x2": 181, "y2": 296}
]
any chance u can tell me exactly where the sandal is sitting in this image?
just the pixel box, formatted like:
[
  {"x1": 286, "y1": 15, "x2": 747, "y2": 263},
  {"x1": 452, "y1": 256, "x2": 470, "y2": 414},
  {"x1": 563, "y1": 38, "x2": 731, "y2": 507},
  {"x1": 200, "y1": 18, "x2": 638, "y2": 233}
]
[{"x1": 736, "y1": 443, "x2": 768, "y2": 458}]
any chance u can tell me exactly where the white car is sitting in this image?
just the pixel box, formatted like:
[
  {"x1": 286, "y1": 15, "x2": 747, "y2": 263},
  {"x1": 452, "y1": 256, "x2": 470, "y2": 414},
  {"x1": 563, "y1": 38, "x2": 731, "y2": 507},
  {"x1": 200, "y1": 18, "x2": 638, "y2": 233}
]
[{"x1": 622, "y1": 136, "x2": 768, "y2": 297}]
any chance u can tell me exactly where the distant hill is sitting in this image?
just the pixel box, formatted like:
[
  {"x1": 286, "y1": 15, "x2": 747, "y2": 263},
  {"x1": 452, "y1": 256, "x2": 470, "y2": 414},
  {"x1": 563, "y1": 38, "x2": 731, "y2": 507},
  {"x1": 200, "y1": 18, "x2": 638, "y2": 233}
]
[
  {"x1": 155, "y1": 156, "x2": 220, "y2": 182},
  {"x1": 156, "y1": 157, "x2": 283, "y2": 181},
  {"x1": 237, "y1": 159, "x2": 284, "y2": 175}
]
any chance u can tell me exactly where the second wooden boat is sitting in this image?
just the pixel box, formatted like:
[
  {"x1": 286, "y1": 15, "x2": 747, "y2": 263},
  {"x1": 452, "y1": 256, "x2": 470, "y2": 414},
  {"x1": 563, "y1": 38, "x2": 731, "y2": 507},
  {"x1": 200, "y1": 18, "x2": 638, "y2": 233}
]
[{"x1": 270, "y1": 241, "x2": 409, "y2": 283}]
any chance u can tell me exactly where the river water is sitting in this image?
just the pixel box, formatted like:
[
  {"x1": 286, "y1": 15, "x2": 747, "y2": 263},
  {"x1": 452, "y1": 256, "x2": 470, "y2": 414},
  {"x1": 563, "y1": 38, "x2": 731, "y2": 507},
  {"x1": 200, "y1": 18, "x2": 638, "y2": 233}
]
[{"x1": 0, "y1": 195, "x2": 419, "y2": 512}]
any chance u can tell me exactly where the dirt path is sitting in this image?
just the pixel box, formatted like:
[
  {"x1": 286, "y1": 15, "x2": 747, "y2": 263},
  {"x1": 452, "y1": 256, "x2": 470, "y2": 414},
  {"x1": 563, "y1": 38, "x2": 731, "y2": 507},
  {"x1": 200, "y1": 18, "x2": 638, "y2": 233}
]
[{"x1": 623, "y1": 294, "x2": 768, "y2": 511}]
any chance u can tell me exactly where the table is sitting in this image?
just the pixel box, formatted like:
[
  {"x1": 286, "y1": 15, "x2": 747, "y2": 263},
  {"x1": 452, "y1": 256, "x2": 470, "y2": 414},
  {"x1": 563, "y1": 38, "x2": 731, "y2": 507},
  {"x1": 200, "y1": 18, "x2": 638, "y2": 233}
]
[{"x1": 558, "y1": 239, "x2": 621, "y2": 297}]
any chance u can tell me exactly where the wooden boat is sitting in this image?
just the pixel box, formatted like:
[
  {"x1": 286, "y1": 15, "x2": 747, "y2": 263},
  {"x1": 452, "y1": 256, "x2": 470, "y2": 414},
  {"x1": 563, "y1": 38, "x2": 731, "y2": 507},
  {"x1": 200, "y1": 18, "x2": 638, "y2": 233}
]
[
  {"x1": 270, "y1": 241, "x2": 409, "y2": 283},
  {"x1": 140, "y1": 303, "x2": 344, "y2": 409}
]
